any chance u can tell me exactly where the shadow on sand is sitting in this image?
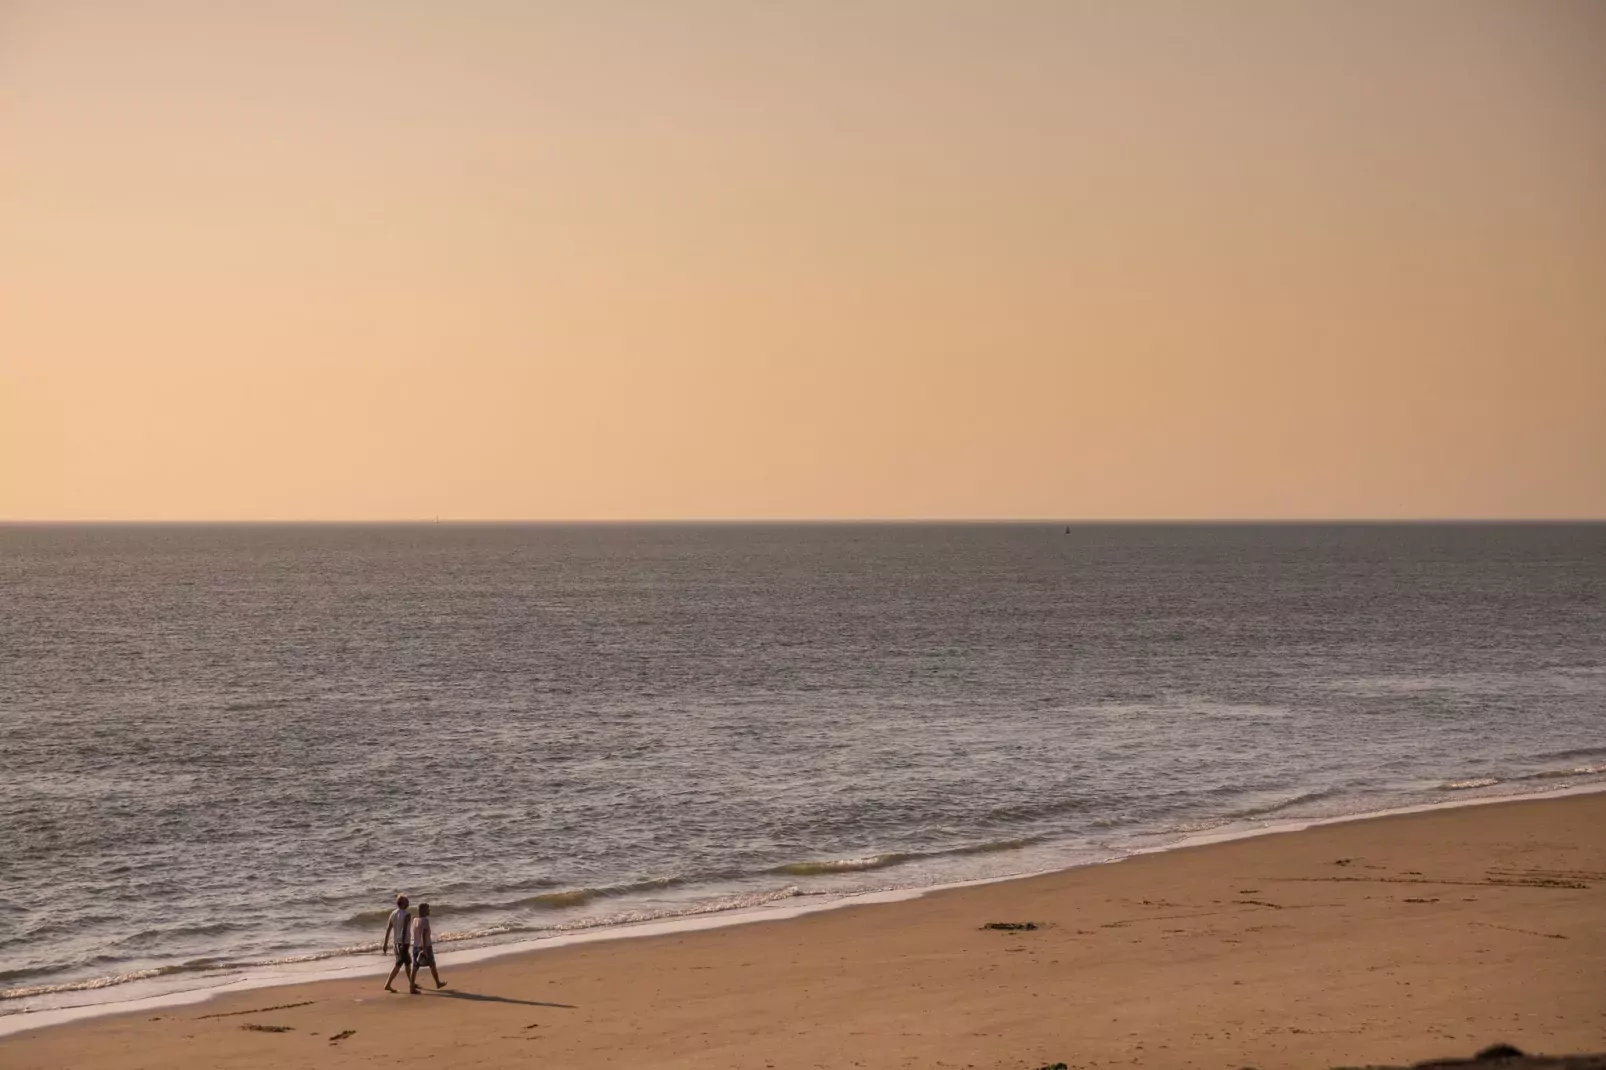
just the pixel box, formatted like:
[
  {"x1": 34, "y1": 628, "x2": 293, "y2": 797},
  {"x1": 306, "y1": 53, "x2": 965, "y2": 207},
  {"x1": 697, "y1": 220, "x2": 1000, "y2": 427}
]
[{"x1": 424, "y1": 989, "x2": 576, "y2": 1009}]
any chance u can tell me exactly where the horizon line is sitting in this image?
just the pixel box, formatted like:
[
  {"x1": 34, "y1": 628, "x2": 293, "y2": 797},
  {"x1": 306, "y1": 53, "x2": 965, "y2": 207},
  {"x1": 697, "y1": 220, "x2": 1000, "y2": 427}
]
[{"x1": 2, "y1": 516, "x2": 1602, "y2": 526}]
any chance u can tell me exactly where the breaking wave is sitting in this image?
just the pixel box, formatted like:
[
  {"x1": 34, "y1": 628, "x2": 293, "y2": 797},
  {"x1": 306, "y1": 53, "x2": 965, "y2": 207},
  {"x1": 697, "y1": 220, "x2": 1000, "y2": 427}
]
[
  {"x1": 768, "y1": 836, "x2": 1043, "y2": 877},
  {"x1": 0, "y1": 958, "x2": 250, "y2": 1002},
  {"x1": 1440, "y1": 763, "x2": 1606, "y2": 791},
  {"x1": 338, "y1": 877, "x2": 686, "y2": 928},
  {"x1": 1231, "y1": 788, "x2": 1342, "y2": 819}
]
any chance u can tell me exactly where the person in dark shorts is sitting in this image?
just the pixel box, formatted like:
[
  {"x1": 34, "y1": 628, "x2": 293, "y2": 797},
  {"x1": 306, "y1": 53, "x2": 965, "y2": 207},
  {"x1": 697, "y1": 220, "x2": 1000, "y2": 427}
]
[
  {"x1": 382, "y1": 894, "x2": 412, "y2": 993},
  {"x1": 408, "y1": 902, "x2": 446, "y2": 993}
]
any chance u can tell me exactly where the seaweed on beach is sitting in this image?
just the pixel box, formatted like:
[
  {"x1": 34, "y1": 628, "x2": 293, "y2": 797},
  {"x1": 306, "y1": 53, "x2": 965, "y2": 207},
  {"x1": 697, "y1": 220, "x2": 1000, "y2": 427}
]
[
  {"x1": 982, "y1": 922, "x2": 1039, "y2": 931},
  {"x1": 240, "y1": 1023, "x2": 293, "y2": 1033},
  {"x1": 1335, "y1": 1043, "x2": 1606, "y2": 1068},
  {"x1": 198, "y1": 1000, "x2": 314, "y2": 1020},
  {"x1": 329, "y1": 1029, "x2": 356, "y2": 1044}
]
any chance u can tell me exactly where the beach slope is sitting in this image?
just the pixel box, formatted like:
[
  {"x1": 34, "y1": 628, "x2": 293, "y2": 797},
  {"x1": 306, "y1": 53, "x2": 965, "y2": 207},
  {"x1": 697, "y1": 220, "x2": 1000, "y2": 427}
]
[{"x1": 4, "y1": 793, "x2": 1603, "y2": 1069}]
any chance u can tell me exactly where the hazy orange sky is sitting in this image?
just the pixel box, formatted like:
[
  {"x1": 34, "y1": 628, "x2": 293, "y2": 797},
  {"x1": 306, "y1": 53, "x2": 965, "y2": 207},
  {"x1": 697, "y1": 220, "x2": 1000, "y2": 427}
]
[{"x1": 3, "y1": 1, "x2": 1603, "y2": 520}]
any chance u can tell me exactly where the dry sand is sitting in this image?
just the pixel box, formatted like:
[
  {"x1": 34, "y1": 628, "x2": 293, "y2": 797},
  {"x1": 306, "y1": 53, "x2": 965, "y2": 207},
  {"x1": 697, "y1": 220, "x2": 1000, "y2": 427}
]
[{"x1": 4, "y1": 792, "x2": 1603, "y2": 1070}]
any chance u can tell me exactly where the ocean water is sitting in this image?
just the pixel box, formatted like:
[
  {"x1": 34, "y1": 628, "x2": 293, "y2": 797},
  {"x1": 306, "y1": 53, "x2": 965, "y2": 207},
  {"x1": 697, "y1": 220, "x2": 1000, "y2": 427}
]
[{"x1": 2, "y1": 522, "x2": 1603, "y2": 1022}]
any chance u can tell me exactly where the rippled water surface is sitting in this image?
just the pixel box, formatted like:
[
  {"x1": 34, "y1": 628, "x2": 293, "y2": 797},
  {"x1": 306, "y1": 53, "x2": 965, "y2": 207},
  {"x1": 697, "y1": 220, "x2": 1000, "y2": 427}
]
[{"x1": 2, "y1": 523, "x2": 1603, "y2": 1017}]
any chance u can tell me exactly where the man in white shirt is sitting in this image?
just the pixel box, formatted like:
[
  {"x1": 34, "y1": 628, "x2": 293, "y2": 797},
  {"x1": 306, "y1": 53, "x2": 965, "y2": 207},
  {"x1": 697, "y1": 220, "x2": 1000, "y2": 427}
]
[{"x1": 381, "y1": 894, "x2": 412, "y2": 993}]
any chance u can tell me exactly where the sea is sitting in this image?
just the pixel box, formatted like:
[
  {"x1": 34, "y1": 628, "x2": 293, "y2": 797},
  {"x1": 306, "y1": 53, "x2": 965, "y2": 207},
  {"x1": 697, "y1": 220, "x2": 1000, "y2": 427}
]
[{"x1": 2, "y1": 522, "x2": 1603, "y2": 1028}]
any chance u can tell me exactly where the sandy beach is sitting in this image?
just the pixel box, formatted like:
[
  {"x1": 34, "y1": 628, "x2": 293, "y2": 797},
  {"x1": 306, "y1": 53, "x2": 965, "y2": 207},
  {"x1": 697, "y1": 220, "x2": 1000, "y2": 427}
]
[{"x1": 4, "y1": 792, "x2": 1602, "y2": 1070}]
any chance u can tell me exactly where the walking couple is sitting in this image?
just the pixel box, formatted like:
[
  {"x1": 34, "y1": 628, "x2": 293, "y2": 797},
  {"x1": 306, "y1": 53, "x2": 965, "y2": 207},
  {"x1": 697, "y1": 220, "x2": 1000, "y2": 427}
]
[{"x1": 382, "y1": 893, "x2": 446, "y2": 994}]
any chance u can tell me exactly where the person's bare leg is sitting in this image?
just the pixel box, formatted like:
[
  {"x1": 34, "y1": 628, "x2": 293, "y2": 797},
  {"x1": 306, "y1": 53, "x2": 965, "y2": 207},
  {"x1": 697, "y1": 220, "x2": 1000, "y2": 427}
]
[
  {"x1": 408, "y1": 958, "x2": 421, "y2": 994},
  {"x1": 385, "y1": 956, "x2": 405, "y2": 993},
  {"x1": 427, "y1": 959, "x2": 445, "y2": 989}
]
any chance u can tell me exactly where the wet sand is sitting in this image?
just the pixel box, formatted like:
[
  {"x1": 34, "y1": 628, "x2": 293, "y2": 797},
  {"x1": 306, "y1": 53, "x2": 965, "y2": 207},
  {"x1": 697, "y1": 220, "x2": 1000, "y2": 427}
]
[{"x1": 4, "y1": 792, "x2": 1603, "y2": 1069}]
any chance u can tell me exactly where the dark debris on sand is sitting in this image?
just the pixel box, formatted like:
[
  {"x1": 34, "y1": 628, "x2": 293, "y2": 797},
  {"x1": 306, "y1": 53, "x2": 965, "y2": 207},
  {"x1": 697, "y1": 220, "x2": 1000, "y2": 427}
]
[
  {"x1": 1337, "y1": 1044, "x2": 1606, "y2": 1069},
  {"x1": 1026, "y1": 1046, "x2": 1606, "y2": 1070},
  {"x1": 197, "y1": 1000, "x2": 315, "y2": 1020}
]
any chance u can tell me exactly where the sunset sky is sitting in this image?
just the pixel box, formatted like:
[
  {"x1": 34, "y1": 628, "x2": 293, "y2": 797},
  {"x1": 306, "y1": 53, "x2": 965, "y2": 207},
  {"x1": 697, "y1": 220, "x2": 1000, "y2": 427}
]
[{"x1": 3, "y1": 1, "x2": 1603, "y2": 521}]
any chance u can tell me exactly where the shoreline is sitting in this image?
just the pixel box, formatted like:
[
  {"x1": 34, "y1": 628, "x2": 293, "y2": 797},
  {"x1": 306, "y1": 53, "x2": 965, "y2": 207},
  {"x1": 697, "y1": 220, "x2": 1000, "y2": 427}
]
[
  {"x1": 5, "y1": 786, "x2": 1600, "y2": 1069},
  {"x1": 5, "y1": 779, "x2": 1603, "y2": 1043}
]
